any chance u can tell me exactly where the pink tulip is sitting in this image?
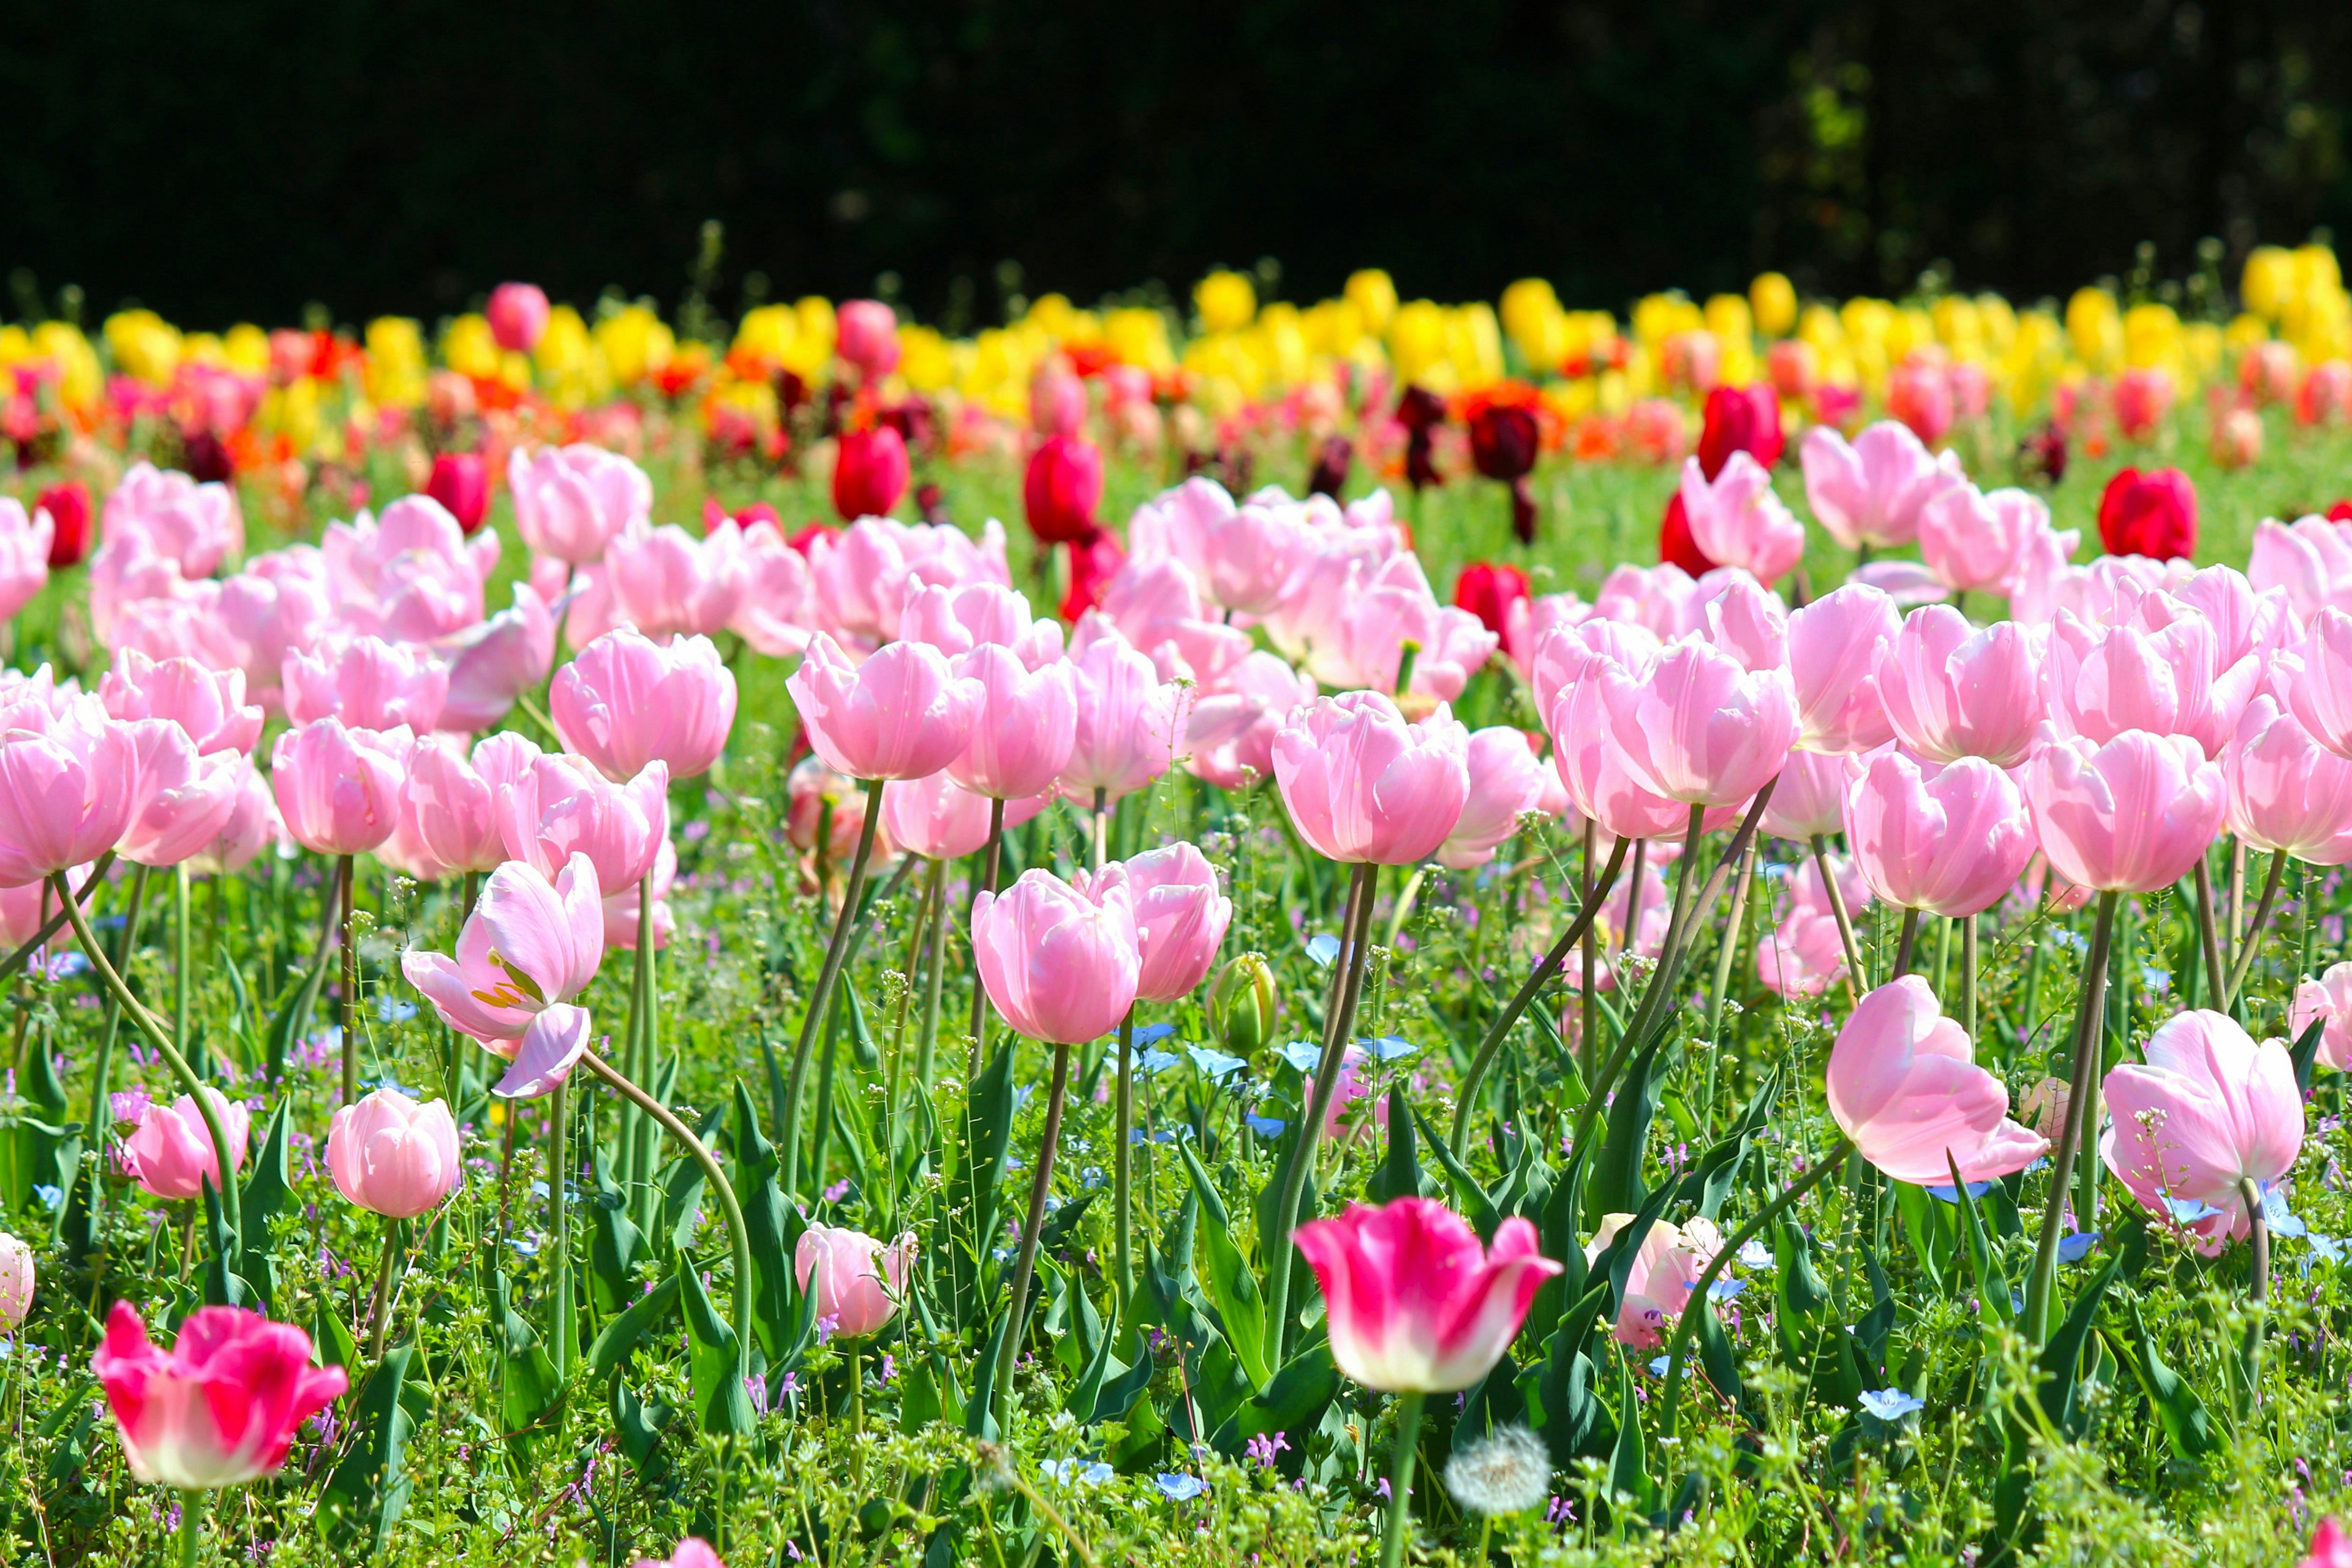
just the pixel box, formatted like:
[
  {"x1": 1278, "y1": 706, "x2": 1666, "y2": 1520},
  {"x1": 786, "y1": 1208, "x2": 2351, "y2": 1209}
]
[
  {"x1": 0, "y1": 862, "x2": 93, "y2": 948},
  {"x1": 326, "y1": 1089, "x2": 462, "y2": 1219},
  {"x1": 633, "y1": 1540, "x2": 725, "y2": 1568},
  {"x1": 118, "y1": 720, "x2": 244, "y2": 869},
  {"x1": 1273, "y1": 692, "x2": 1470, "y2": 865},
  {"x1": 2291, "y1": 962, "x2": 2352, "y2": 1072},
  {"x1": 1596, "y1": 638, "x2": 1798, "y2": 808},
  {"x1": 124, "y1": 1087, "x2": 252, "y2": 1201},
  {"x1": 491, "y1": 1002, "x2": 595, "y2": 1099},
  {"x1": 1060, "y1": 614, "x2": 1184, "y2": 805},
  {"x1": 1028, "y1": 363, "x2": 1087, "y2": 436},
  {"x1": 900, "y1": 581, "x2": 1062, "y2": 669},
  {"x1": 0, "y1": 699, "x2": 141, "y2": 884},
  {"x1": 1550, "y1": 668, "x2": 1691, "y2": 843},
  {"x1": 605, "y1": 521, "x2": 750, "y2": 639},
  {"x1": 834, "y1": 300, "x2": 901, "y2": 380},
  {"x1": 878, "y1": 770, "x2": 1046, "y2": 861},
  {"x1": 322, "y1": 496, "x2": 494, "y2": 644},
  {"x1": 1292, "y1": 1197, "x2": 1562, "y2": 1393},
  {"x1": 188, "y1": 764, "x2": 278, "y2": 876},
  {"x1": 2250, "y1": 515, "x2": 2352, "y2": 624},
  {"x1": 1787, "y1": 583, "x2": 1898, "y2": 753},
  {"x1": 507, "y1": 445, "x2": 651, "y2": 565},
  {"x1": 1581, "y1": 1214, "x2": 1723, "y2": 1348},
  {"x1": 0, "y1": 499, "x2": 51, "y2": 621},
  {"x1": 2299, "y1": 1518, "x2": 2352, "y2": 1568},
  {"x1": 1589, "y1": 562, "x2": 1704, "y2": 641},
  {"x1": 794, "y1": 1223, "x2": 914, "y2": 1338},
  {"x1": 2042, "y1": 612, "x2": 2242, "y2": 758},
  {"x1": 1879, "y1": 608, "x2": 2043, "y2": 767},
  {"x1": 1917, "y1": 483, "x2": 2051, "y2": 597},
  {"x1": 497, "y1": 752, "x2": 668, "y2": 891},
  {"x1": 2102, "y1": 1009, "x2": 2302, "y2": 1253},
  {"x1": 270, "y1": 719, "x2": 409, "y2": 856},
  {"x1": 1100, "y1": 556, "x2": 1251, "y2": 687},
  {"x1": 1698, "y1": 573, "x2": 1790, "y2": 672},
  {"x1": 1760, "y1": 745, "x2": 1847, "y2": 838},
  {"x1": 442, "y1": 582, "x2": 557, "y2": 733},
  {"x1": 283, "y1": 636, "x2": 449, "y2": 734},
  {"x1": 551, "y1": 628, "x2": 736, "y2": 783},
  {"x1": 804, "y1": 516, "x2": 1012, "y2": 648},
  {"x1": 1800, "y1": 420, "x2": 1966, "y2": 551},
  {"x1": 402, "y1": 731, "x2": 538, "y2": 875},
  {"x1": 402, "y1": 853, "x2": 605, "y2": 1047},
  {"x1": 1845, "y1": 745, "x2": 2037, "y2": 918},
  {"x1": 1200, "y1": 501, "x2": 1311, "y2": 616},
  {"x1": 788, "y1": 633, "x2": 984, "y2": 783},
  {"x1": 2022, "y1": 729, "x2": 2226, "y2": 893},
  {"x1": 1183, "y1": 650, "x2": 1317, "y2": 791},
  {"x1": 91, "y1": 1301, "x2": 346, "y2": 1490},
  {"x1": 1828, "y1": 977, "x2": 2046, "y2": 1183},
  {"x1": 2278, "y1": 608, "x2": 2352, "y2": 763},
  {"x1": 0, "y1": 1231, "x2": 29, "y2": 1327},
  {"x1": 971, "y1": 868, "x2": 1139, "y2": 1043},
  {"x1": 1440, "y1": 728, "x2": 1551, "y2": 869},
  {"x1": 2224, "y1": 696, "x2": 2352, "y2": 864},
  {"x1": 945, "y1": 645, "x2": 1077, "y2": 801},
  {"x1": 1676, "y1": 452, "x2": 1805, "y2": 586},
  {"x1": 486, "y1": 282, "x2": 551, "y2": 353},
  {"x1": 1100, "y1": 843, "x2": 1232, "y2": 1003},
  {"x1": 102, "y1": 462, "x2": 243, "y2": 580},
  {"x1": 100, "y1": 649, "x2": 262, "y2": 756},
  {"x1": 1756, "y1": 904, "x2": 1852, "y2": 998}
]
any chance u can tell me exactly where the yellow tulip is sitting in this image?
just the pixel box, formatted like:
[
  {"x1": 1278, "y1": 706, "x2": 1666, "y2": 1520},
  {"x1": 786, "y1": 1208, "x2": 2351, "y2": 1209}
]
[
  {"x1": 734, "y1": 304, "x2": 798, "y2": 364},
  {"x1": 795, "y1": 296, "x2": 837, "y2": 354},
  {"x1": 443, "y1": 314, "x2": 502, "y2": 380},
  {"x1": 898, "y1": 325, "x2": 954, "y2": 391},
  {"x1": 1345, "y1": 270, "x2": 1397, "y2": 333},
  {"x1": 1105, "y1": 307, "x2": 1176, "y2": 372},
  {"x1": 1703, "y1": 293, "x2": 1754, "y2": 347},
  {"x1": 104, "y1": 309, "x2": 181, "y2": 387},
  {"x1": 1749, "y1": 273, "x2": 1798, "y2": 338},
  {"x1": 31, "y1": 323, "x2": 102, "y2": 409},
  {"x1": 1194, "y1": 271, "x2": 1257, "y2": 334},
  {"x1": 224, "y1": 323, "x2": 271, "y2": 376},
  {"x1": 1389, "y1": 300, "x2": 1449, "y2": 385},
  {"x1": 2242, "y1": 247, "x2": 2296, "y2": 320}
]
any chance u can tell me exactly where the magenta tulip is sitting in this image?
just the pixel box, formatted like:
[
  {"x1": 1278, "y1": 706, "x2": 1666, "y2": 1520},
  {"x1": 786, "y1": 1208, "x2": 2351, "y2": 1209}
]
[
  {"x1": 282, "y1": 635, "x2": 449, "y2": 734},
  {"x1": 1292, "y1": 1197, "x2": 1562, "y2": 1393},
  {"x1": 834, "y1": 300, "x2": 901, "y2": 380},
  {"x1": 1273, "y1": 692, "x2": 1470, "y2": 865},
  {"x1": 2223, "y1": 696, "x2": 2352, "y2": 864},
  {"x1": 1787, "y1": 583, "x2": 1898, "y2": 753},
  {"x1": 1100, "y1": 843, "x2": 1232, "y2": 1003},
  {"x1": 92, "y1": 1301, "x2": 345, "y2": 1490},
  {"x1": 100, "y1": 649, "x2": 262, "y2": 757},
  {"x1": 945, "y1": 644, "x2": 1077, "y2": 801},
  {"x1": 402, "y1": 853, "x2": 605, "y2": 1047},
  {"x1": 1800, "y1": 420, "x2": 1965, "y2": 551},
  {"x1": 2103, "y1": 1009, "x2": 2302, "y2": 1253},
  {"x1": 424, "y1": 451, "x2": 490, "y2": 536},
  {"x1": 795, "y1": 1223, "x2": 914, "y2": 1338},
  {"x1": 1596, "y1": 637, "x2": 1797, "y2": 808},
  {"x1": 1879, "y1": 607, "x2": 2043, "y2": 767},
  {"x1": 1844, "y1": 745, "x2": 2037, "y2": 917},
  {"x1": 486, "y1": 282, "x2": 551, "y2": 353},
  {"x1": 270, "y1": 719, "x2": 409, "y2": 857},
  {"x1": 551, "y1": 628, "x2": 737, "y2": 782},
  {"x1": 2022, "y1": 729, "x2": 2226, "y2": 894},
  {"x1": 124, "y1": 1087, "x2": 252, "y2": 1202},
  {"x1": 1828, "y1": 977, "x2": 2046, "y2": 1183},
  {"x1": 788, "y1": 633, "x2": 984, "y2": 783},
  {"x1": 971, "y1": 868, "x2": 1140, "y2": 1043},
  {"x1": 326, "y1": 1089, "x2": 462, "y2": 1219}
]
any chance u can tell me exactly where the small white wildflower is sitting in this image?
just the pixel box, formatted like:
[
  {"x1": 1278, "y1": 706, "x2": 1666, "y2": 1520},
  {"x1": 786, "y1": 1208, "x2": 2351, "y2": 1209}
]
[{"x1": 1442, "y1": 1424, "x2": 1551, "y2": 1518}]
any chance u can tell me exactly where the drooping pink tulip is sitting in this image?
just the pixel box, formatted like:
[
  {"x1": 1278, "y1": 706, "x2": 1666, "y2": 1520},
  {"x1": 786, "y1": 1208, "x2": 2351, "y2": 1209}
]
[
  {"x1": 100, "y1": 649, "x2": 263, "y2": 756},
  {"x1": 1800, "y1": 420, "x2": 1965, "y2": 551},
  {"x1": 1099, "y1": 843, "x2": 1232, "y2": 1003},
  {"x1": 491, "y1": 1002, "x2": 595, "y2": 1099},
  {"x1": 1060, "y1": 615, "x2": 1183, "y2": 806},
  {"x1": 442, "y1": 582, "x2": 557, "y2": 734},
  {"x1": 1760, "y1": 745, "x2": 1847, "y2": 839},
  {"x1": 1828, "y1": 977, "x2": 2046, "y2": 1184},
  {"x1": 486, "y1": 282, "x2": 552, "y2": 353},
  {"x1": 834, "y1": 300, "x2": 901, "y2": 380},
  {"x1": 1845, "y1": 745, "x2": 2038, "y2": 917},
  {"x1": 0, "y1": 699, "x2": 142, "y2": 885},
  {"x1": 2102, "y1": 1009, "x2": 2302, "y2": 1253},
  {"x1": 402, "y1": 731, "x2": 538, "y2": 875},
  {"x1": 1439, "y1": 728, "x2": 1551, "y2": 869},
  {"x1": 508, "y1": 445, "x2": 650, "y2": 565},
  {"x1": 2022, "y1": 729, "x2": 2226, "y2": 893},
  {"x1": 1879, "y1": 607, "x2": 2043, "y2": 767},
  {"x1": 496, "y1": 752, "x2": 668, "y2": 892},
  {"x1": 0, "y1": 499, "x2": 52, "y2": 622},
  {"x1": 1675, "y1": 451, "x2": 1805, "y2": 586},
  {"x1": 1581, "y1": 1214, "x2": 1724, "y2": 1348},
  {"x1": 2290, "y1": 962, "x2": 2352, "y2": 1072},
  {"x1": 796, "y1": 1223, "x2": 915, "y2": 1338},
  {"x1": 326, "y1": 1090, "x2": 462, "y2": 1219},
  {"x1": 788, "y1": 633, "x2": 984, "y2": 783},
  {"x1": 2277, "y1": 608, "x2": 2352, "y2": 763},
  {"x1": 970, "y1": 868, "x2": 1140, "y2": 1043},
  {"x1": 283, "y1": 636, "x2": 449, "y2": 733},
  {"x1": 1787, "y1": 583, "x2": 1898, "y2": 753},
  {"x1": 604, "y1": 521, "x2": 751, "y2": 639},
  {"x1": 1292, "y1": 1197, "x2": 1562, "y2": 1393},
  {"x1": 118, "y1": 720, "x2": 243, "y2": 869},
  {"x1": 91, "y1": 1301, "x2": 346, "y2": 1490},
  {"x1": 944, "y1": 644, "x2": 1077, "y2": 801},
  {"x1": 1917, "y1": 483, "x2": 2051, "y2": 598},
  {"x1": 270, "y1": 720, "x2": 409, "y2": 856},
  {"x1": 1596, "y1": 637, "x2": 1798, "y2": 808},
  {"x1": 1273, "y1": 692, "x2": 1470, "y2": 865},
  {"x1": 2223, "y1": 696, "x2": 2352, "y2": 865},
  {"x1": 124, "y1": 1087, "x2": 252, "y2": 1201},
  {"x1": 551, "y1": 628, "x2": 736, "y2": 783},
  {"x1": 401, "y1": 853, "x2": 605, "y2": 1047}
]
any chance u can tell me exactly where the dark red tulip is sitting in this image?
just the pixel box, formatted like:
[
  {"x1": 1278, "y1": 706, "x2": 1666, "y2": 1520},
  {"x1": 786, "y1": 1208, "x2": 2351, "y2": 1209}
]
[
  {"x1": 2097, "y1": 466, "x2": 2196, "y2": 561},
  {"x1": 1695, "y1": 383, "x2": 1782, "y2": 481},
  {"x1": 1395, "y1": 386, "x2": 1447, "y2": 491},
  {"x1": 425, "y1": 452, "x2": 489, "y2": 535},
  {"x1": 832, "y1": 425, "x2": 911, "y2": 521},
  {"x1": 1308, "y1": 434, "x2": 1352, "y2": 499},
  {"x1": 1659, "y1": 492, "x2": 1721, "y2": 578},
  {"x1": 1060, "y1": 524, "x2": 1126, "y2": 621},
  {"x1": 1452, "y1": 560, "x2": 1530, "y2": 641},
  {"x1": 1469, "y1": 402, "x2": 1542, "y2": 544},
  {"x1": 33, "y1": 480, "x2": 91, "y2": 568},
  {"x1": 2330, "y1": 500, "x2": 2352, "y2": 524},
  {"x1": 916, "y1": 481, "x2": 950, "y2": 527},
  {"x1": 1023, "y1": 434, "x2": 1104, "y2": 545},
  {"x1": 181, "y1": 429, "x2": 234, "y2": 486},
  {"x1": 2018, "y1": 422, "x2": 2068, "y2": 486}
]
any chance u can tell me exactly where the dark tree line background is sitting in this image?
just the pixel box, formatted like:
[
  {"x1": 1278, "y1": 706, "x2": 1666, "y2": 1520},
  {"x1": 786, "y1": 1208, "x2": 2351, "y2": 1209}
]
[{"x1": 5, "y1": 0, "x2": 2350, "y2": 331}]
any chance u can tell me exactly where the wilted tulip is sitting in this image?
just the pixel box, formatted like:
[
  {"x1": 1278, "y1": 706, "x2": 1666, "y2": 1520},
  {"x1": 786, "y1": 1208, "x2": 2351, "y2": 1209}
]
[
  {"x1": 2103, "y1": 1009, "x2": 2302, "y2": 1253},
  {"x1": 1828, "y1": 977, "x2": 2046, "y2": 1183}
]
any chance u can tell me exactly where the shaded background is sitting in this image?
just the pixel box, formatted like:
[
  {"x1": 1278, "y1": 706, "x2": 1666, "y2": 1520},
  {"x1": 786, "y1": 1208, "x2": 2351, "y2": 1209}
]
[{"x1": 7, "y1": 0, "x2": 2352, "y2": 330}]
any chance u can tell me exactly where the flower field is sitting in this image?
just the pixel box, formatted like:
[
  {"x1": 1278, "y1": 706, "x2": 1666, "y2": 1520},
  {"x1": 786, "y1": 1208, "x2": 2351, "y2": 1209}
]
[{"x1": 6, "y1": 250, "x2": 2352, "y2": 1567}]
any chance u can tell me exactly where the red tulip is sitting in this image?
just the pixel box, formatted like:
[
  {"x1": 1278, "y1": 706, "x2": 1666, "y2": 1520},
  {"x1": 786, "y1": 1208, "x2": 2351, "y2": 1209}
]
[
  {"x1": 832, "y1": 426, "x2": 910, "y2": 521},
  {"x1": 1695, "y1": 383, "x2": 1782, "y2": 480},
  {"x1": 1657, "y1": 492, "x2": 1721, "y2": 577},
  {"x1": 1452, "y1": 561, "x2": 1531, "y2": 642},
  {"x1": 2097, "y1": 466, "x2": 2196, "y2": 561},
  {"x1": 34, "y1": 481, "x2": 91, "y2": 568},
  {"x1": 424, "y1": 453, "x2": 489, "y2": 535},
  {"x1": 92, "y1": 1301, "x2": 346, "y2": 1490},
  {"x1": 1060, "y1": 524, "x2": 1126, "y2": 622},
  {"x1": 1023, "y1": 434, "x2": 1104, "y2": 544}
]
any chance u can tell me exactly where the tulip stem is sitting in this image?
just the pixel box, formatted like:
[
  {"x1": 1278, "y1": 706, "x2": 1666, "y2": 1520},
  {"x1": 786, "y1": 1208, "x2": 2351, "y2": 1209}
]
[
  {"x1": 366, "y1": 1216, "x2": 401, "y2": 1363},
  {"x1": 1382, "y1": 869, "x2": 1426, "y2": 952},
  {"x1": 1656, "y1": 1134, "x2": 1852, "y2": 1441},
  {"x1": 52, "y1": 871, "x2": 241, "y2": 1238},
  {"x1": 1262, "y1": 859, "x2": 1379, "y2": 1364},
  {"x1": 995, "y1": 1036, "x2": 1075, "y2": 1433},
  {"x1": 2222, "y1": 849, "x2": 2288, "y2": 1012},
  {"x1": 337, "y1": 854, "x2": 358, "y2": 1106},
  {"x1": 1959, "y1": 914, "x2": 1978, "y2": 1042},
  {"x1": 1091, "y1": 786, "x2": 1109, "y2": 873},
  {"x1": 2238, "y1": 1175, "x2": 2269, "y2": 1417},
  {"x1": 965, "y1": 797, "x2": 1008, "y2": 1082},
  {"x1": 1890, "y1": 908, "x2": 1922, "y2": 980},
  {"x1": 177, "y1": 1487, "x2": 206, "y2": 1568},
  {"x1": 1810, "y1": 835, "x2": 1868, "y2": 1003},
  {"x1": 581, "y1": 1049, "x2": 755, "y2": 1361},
  {"x1": 1112, "y1": 1011, "x2": 1136, "y2": 1314},
  {"x1": 2193, "y1": 855, "x2": 2228, "y2": 1011},
  {"x1": 1379, "y1": 1391, "x2": 1425, "y2": 1568},
  {"x1": 1619, "y1": 839, "x2": 1649, "y2": 957},
  {"x1": 173, "y1": 864, "x2": 191, "y2": 1063},
  {"x1": 1580, "y1": 820, "x2": 1599, "y2": 1076},
  {"x1": 783, "y1": 786, "x2": 886, "y2": 1198},
  {"x1": 2023, "y1": 889, "x2": 2119, "y2": 1343},
  {"x1": 915, "y1": 858, "x2": 950, "y2": 1094},
  {"x1": 548, "y1": 1080, "x2": 572, "y2": 1385},
  {"x1": 1448, "y1": 835, "x2": 1629, "y2": 1159},
  {"x1": 81, "y1": 861, "x2": 151, "y2": 1224},
  {"x1": 0, "y1": 852, "x2": 111, "y2": 980},
  {"x1": 624, "y1": 876, "x2": 654, "y2": 1215}
]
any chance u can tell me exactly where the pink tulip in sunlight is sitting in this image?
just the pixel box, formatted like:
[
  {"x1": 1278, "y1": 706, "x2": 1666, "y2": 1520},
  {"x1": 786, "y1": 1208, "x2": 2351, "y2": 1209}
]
[
  {"x1": 1917, "y1": 483, "x2": 2051, "y2": 596},
  {"x1": 92, "y1": 1302, "x2": 345, "y2": 1490},
  {"x1": 788, "y1": 633, "x2": 983, "y2": 782},
  {"x1": 1675, "y1": 451, "x2": 1804, "y2": 585},
  {"x1": 1760, "y1": 746, "x2": 1847, "y2": 839},
  {"x1": 1844, "y1": 745, "x2": 2038, "y2": 917},
  {"x1": 117, "y1": 720, "x2": 243, "y2": 868},
  {"x1": 944, "y1": 644, "x2": 1077, "y2": 801},
  {"x1": 551, "y1": 628, "x2": 736, "y2": 782},
  {"x1": 2278, "y1": 608, "x2": 2352, "y2": 762},
  {"x1": 1787, "y1": 584, "x2": 1899, "y2": 753},
  {"x1": 270, "y1": 719, "x2": 410, "y2": 857},
  {"x1": 125, "y1": 1088, "x2": 252, "y2": 1201},
  {"x1": 877, "y1": 769, "x2": 1046, "y2": 862},
  {"x1": 971, "y1": 869, "x2": 1140, "y2": 1043},
  {"x1": 0, "y1": 699, "x2": 141, "y2": 884},
  {"x1": 100, "y1": 649, "x2": 263, "y2": 757},
  {"x1": 402, "y1": 853, "x2": 605, "y2": 1047},
  {"x1": 2022, "y1": 729, "x2": 2226, "y2": 893},
  {"x1": 795, "y1": 1224, "x2": 915, "y2": 1338},
  {"x1": 1060, "y1": 614, "x2": 1184, "y2": 805},
  {"x1": 1800, "y1": 420, "x2": 1965, "y2": 551},
  {"x1": 1273, "y1": 692, "x2": 1470, "y2": 864},
  {"x1": 496, "y1": 752, "x2": 668, "y2": 891},
  {"x1": 1099, "y1": 843, "x2": 1232, "y2": 1002},
  {"x1": 508, "y1": 445, "x2": 650, "y2": 564},
  {"x1": 1582, "y1": 1213, "x2": 1724, "y2": 1348},
  {"x1": 604, "y1": 520, "x2": 751, "y2": 639},
  {"x1": 1439, "y1": 728, "x2": 1552, "y2": 869},
  {"x1": 2223, "y1": 695, "x2": 2352, "y2": 864},
  {"x1": 2291, "y1": 963, "x2": 2352, "y2": 1072},
  {"x1": 326, "y1": 1089, "x2": 462, "y2": 1218},
  {"x1": 282, "y1": 635, "x2": 449, "y2": 733},
  {"x1": 1596, "y1": 636, "x2": 1797, "y2": 807},
  {"x1": 2103, "y1": 1009, "x2": 2302, "y2": 1253},
  {"x1": 1828, "y1": 978, "x2": 2046, "y2": 1184},
  {"x1": 1879, "y1": 608, "x2": 2043, "y2": 767}
]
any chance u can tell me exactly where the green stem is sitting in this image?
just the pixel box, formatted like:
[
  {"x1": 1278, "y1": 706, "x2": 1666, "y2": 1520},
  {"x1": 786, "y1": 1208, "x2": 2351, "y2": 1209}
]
[
  {"x1": 1810, "y1": 834, "x2": 1868, "y2": 1002},
  {"x1": 1890, "y1": 907, "x2": 1922, "y2": 979},
  {"x1": 2222, "y1": 848, "x2": 2288, "y2": 1011},
  {"x1": 2194, "y1": 853, "x2": 2227, "y2": 1011},
  {"x1": 173, "y1": 863, "x2": 190, "y2": 1061},
  {"x1": 1580, "y1": 819, "x2": 1599, "y2": 1077},
  {"x1": 178, "y1": 1487, "x2": 206, "y2": 1568},
  {"x1": 2238, "y1": 1174, "x2": 2269, "y2": 1417},
  {"x1": 995, "y1": 1038, "x2": 1075, "y2": 1431},
  {"x1": 1960, "y1": 913, "x2": 1978, "y2": 1042},
  {"x1": 366, "y1": 1217, "x2": 399, "y2": 1362},
  {"x1": 0, "y1": 852, "x2": 115, "y2": 979},
  {"x1": 915, "y1": 858, "x2": 949, "y2": 1093},
  {"x1": 83, "y1": 862, "x2": 153, "y2": 1214},
  {"x1": 1113, "y1": 1011, "x2": 1136, "y2": 1314},
  {"x1": 1705, "y1": 838, "x2": 1758, "y2": 1044},
  {"x1": 54, "y1": 872, "x2": 238, "y2": 1237},
  {"x1": 1379, "y1": 1392, "x2": 1425, "y2": 1568},
  {"x1": 783, "y1": 785, "x2": 885, "y2": 1197},
  {"x1": 548, "y1": 1079, "x2": 572, "y2": 1383},
  {"x1": 2023, "y1": 889, "x2": 2119, "y2": 1343},
  {"x1": 337, "y1": 854, "x2": 358, "y2": 1105},
  {"x1": 965, "y1": 797, "x2": 1008, "y2": 1082}
]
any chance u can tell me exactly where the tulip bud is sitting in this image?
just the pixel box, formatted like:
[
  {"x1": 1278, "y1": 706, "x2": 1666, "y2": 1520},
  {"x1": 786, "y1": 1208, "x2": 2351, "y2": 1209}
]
[
  {"x1": 0, "y1": 1230, "x2": 31, "y2": 1328},
  {"x1": 425, "y1": 452, "x2": 490, "y2": 535},
  {"x1": 1208, "y1": 951, "x2": 1279, "y2": 1059}
]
